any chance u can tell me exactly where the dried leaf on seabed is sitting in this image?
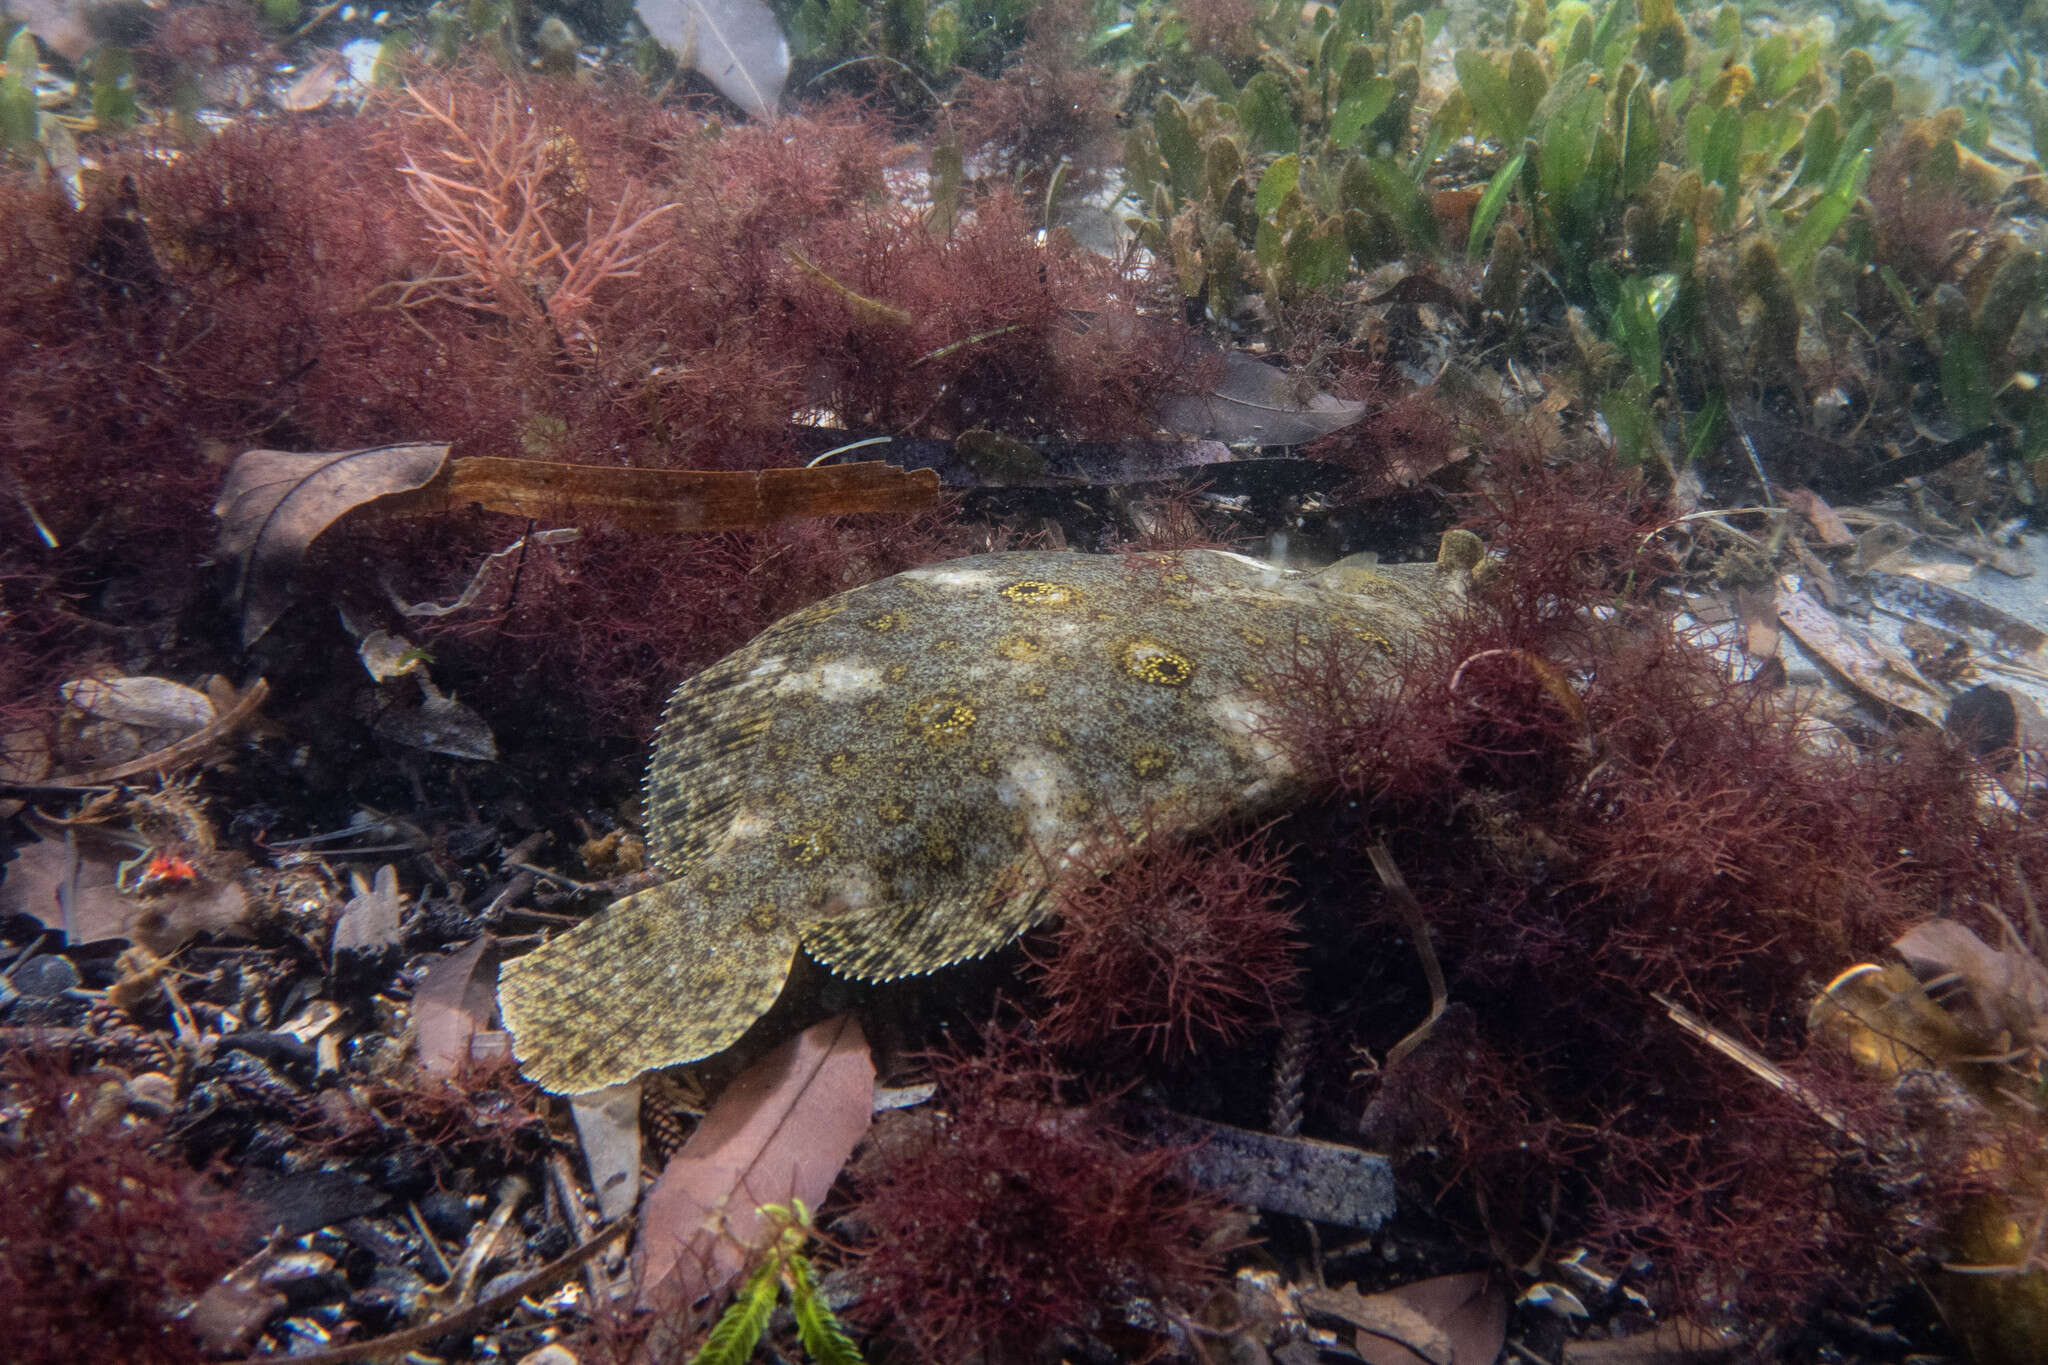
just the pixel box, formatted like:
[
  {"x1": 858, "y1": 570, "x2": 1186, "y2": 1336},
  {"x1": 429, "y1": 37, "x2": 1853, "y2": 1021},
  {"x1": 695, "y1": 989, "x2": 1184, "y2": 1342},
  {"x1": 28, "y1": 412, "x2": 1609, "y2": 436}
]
[
  {"x1": 213, "y1": 444, "x2": 451, "y2": 647},
  {"x1": 3, "y1": 0, "x2": 96, "y2": 62},
  {"x1": 1086, "y1": 314, "x2": 1369, "y2": 446},
  {"x1": 1558, "y1": 1319, "x2": 1745, "y2": 1362},
  {"x1": 1156, "y1": 344, "x2": 1366, "y2": 447},
  {"x1": 839, "y1": 432, "x2": 1240, "y2": 489},
  {"x1": 415, "y1": 935, "x2": 502, "y2": 1076},
  {"x1": 1133, "y1": 1108, "x2": 1394, "y2": 1229},
  {"x1": 1156, "y1": 344, "x2": 1368, "y2": 446},
  {"x1": 59, "y1": 676, "x2": 215, "y2": 734},
  {"x1": 1865, "y1": 571, "x2": 2048, "y2": 673},
  {"x1": 1774, "y1": 586, "x2": 1948, "y2": 725},
  {"x1": 280, "y1": 54, "x2": 349, "y2": 112},
  {"x1": 1303, "y1": 1272, "x2": 1506, "y2": 1365},
  {"x1": 635, "y1": 0, "x2": 789, "y2": 119},
  {"x1": 1895, "y1": 918, "x2": 2048, "y2": 1049},
  {"x1": 571, "y1": 1079, "x2": 645, "y2": 1223},
  {"x1": 216, "y1": 445, "x2": 936, "y2": 644},
  {"x1": 1781, "y1": 488, "x2": 1855, "y2": 547},
  {"x1": 0, "y1": 831, "x2": 249, "y2": 950},
  {"x1": 634, "y1": 1014, "x2": 874, "y2": 1313},
  {"x1": 373, "y1": 675, "x2": 499, "y2": 762},
  {"x1": 35, "y1": 678, "x2": 271, "y2": 787}
]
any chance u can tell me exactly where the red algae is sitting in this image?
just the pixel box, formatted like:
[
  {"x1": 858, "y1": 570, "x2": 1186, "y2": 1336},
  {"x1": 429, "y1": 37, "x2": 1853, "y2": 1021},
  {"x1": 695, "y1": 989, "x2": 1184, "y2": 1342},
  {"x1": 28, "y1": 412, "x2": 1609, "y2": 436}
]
[
  {"x1": 0, "y1": 1052, "x2": 254, "y2": 1365},
  {"x1": 1258, "y1": 450, "x2": 2048, "y2": 1317},
  {"x1": 1030, "y1": 817, "x2": 1301, "y2": 1059},
  {"x1": 950, "y1": 0, "x2": 1121, "y2": 186},
  {"x1": 0, "y1": 66, "x2": 1180, "y2": 747},
  {"x1": 846, "y1": 1033, "x2": 1235, "y2": 1362}
]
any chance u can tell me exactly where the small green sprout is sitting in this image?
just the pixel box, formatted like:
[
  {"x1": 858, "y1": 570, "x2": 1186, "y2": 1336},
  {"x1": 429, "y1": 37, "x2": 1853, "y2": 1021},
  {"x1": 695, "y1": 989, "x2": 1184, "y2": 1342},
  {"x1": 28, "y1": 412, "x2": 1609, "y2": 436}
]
[{"x1": 690, "y1": 1200, "x2": 867, "y2": 1365}]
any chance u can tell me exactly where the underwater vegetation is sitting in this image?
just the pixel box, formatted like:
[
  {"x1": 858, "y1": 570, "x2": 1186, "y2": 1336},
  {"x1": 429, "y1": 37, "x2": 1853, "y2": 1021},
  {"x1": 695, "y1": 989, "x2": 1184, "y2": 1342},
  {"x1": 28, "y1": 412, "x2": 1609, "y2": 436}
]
[
  {"x1": 1116, "y1": 0, "x2": 2048, "y2": 483},
  {"x1": 0, "y1": 1051, "x2": 254, "y2": 1365},
  {"x1": 2, "y1": 0, "x2": 2048, "y2": 1358},
  {"x1": 0, "y1": 63, "x2": 1203, "y2": 751},
  {"x1": 1262, "y1": 451, "x2": 2046, "y2": 1317},
  {"x1": 845, "y1": 1034, "x2": 1240, "y2": 1362},
  {"x1": 1029, "y1": 816, "x2": 1301, "y2": 1058}
]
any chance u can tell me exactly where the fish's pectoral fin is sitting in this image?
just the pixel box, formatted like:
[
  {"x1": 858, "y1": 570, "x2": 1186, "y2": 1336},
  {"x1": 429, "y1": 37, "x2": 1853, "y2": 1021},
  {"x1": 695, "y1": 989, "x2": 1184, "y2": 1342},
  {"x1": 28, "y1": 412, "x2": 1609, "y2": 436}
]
[{"x1": 497, "y1": 880, "x2": 798, "y2": 1094}]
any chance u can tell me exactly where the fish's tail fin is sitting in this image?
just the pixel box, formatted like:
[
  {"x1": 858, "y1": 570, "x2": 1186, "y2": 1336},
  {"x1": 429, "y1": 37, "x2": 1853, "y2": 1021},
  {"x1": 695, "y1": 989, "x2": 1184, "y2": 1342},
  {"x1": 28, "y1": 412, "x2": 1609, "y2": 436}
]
[{"x1": 497, "y1": 881, "x2": 798, "y2": 1094}]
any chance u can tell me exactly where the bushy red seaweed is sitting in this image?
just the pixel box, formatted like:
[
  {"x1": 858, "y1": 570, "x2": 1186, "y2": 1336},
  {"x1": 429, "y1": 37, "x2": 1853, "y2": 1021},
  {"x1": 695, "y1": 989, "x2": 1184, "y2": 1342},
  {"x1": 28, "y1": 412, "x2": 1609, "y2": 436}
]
[
  {"x1": 0, "y1": 66, "x2": 1193, "y2": 747},
  {"x1": 846, "y1": 1034, "x2": 1236, "y2": 1362},
  {"x1": 1865, "y1": 112, "x2": 2001, "y2": 286},
  {"x1": 1262, "y1": 448, "x2": 2048, "y2": 1318},
  {"x1": 0, "y1": 1052, "x2": 254, "y2": 1365},
  {"x1": 1029, "y1": 817, "x2": 1301, "y2": 1059},
  {"x1": 951, "y1": 0, "x2": 1120, "y2": 186}
]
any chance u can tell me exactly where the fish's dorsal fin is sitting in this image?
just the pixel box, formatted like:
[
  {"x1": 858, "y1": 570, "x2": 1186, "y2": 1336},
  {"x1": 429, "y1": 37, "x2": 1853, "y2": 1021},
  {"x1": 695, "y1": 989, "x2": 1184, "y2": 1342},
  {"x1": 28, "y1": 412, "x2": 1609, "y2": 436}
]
[
  {"x1": 641, "y1": 650, "x2": 780, "y2": 876},
  {"x1": 797, "y1": 882, "x2": 1050, "y2": 982}
]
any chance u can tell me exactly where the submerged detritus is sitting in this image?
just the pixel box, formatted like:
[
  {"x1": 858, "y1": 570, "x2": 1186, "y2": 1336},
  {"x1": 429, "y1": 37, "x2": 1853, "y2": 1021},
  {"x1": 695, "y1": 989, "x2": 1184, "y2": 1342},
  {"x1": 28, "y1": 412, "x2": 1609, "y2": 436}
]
[{"x1": 497, "y1": 536, "x2": 1479, "y2": 1093}]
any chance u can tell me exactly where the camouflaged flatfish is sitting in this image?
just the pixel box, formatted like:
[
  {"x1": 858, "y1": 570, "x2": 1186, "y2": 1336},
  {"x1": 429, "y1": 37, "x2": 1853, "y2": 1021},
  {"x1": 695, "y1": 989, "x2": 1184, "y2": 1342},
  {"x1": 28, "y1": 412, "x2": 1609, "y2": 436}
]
[{"x1": 497, "y1": 534, "x2": 1479, "y2": 1093}]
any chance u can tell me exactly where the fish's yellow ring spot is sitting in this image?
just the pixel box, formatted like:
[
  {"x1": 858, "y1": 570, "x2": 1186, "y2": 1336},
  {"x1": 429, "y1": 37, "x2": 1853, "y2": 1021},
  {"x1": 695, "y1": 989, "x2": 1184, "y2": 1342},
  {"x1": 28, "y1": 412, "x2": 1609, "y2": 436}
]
[
  {"x1": 781, "y1": 825, "x2": 832, "y2": 864},
  {"x1": 1352, "y1": 627, "x2": 1395, "y2": 654},
  {"x1": 1000, "y1": 579, "x2": 1079, "y2": 607},
  {"x1": 908, "y1": 693, "x2": 977, "y2": 742},
  {"x1": 1119, "y1": 639, "x2": 1194, "y2": 687},
  {"x1": 1130, "y1": 745, "x2": 1174, "y2": 779}
]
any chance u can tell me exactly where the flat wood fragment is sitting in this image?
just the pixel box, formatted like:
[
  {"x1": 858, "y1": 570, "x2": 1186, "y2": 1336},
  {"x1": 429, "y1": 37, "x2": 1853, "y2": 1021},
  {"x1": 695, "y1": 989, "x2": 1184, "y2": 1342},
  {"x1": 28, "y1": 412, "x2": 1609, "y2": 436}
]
[{"x1": 369, "y1": 457, "x2": 939, "y2": 531}]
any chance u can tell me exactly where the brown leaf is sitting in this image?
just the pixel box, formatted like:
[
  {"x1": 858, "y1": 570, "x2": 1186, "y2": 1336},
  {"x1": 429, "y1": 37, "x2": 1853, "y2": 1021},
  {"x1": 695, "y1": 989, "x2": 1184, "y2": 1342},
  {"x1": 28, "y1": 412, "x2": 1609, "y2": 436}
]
[
  {"x1": 1155, "y1": 344, "x2": 1367, "y2": 446},
  {"x1": 36, "y1": 678, "x2": 271, "y2": 787},
  {"x1": 635, "y1": 0, "x2": 789, "y2": 120},
  {"x1": 280, "y1": 54, "x2": 349, "y2": 112},
  {"x1": 1093, "y1": 314, "x2": 1368, "y2": 446},
  {"x1": 1775, "y1": 586, "x2": 1947, "y2": 725},
  {"x1": 570, "y1": 1079, "x2": 645, "y2": 1223},
  {"x1": 367, "y1": 456, "x2": 938, "y2": 532},
  {"x1": 1782, "y1": 488, "x2": 1854, "y2": 548},
  {"x1": 0, "y1": 830, "x2": 249, "y2": 950},
  {"x1": 1133, "y1": 1107, "x2": 1394, "y2": 1229},
  {"x1": 214, "y1": 444, "x2": 451, "y2": 646},
  {"x1": 415, "y1": 936, "x2": 501, "y2": 1076},
  {"x1": 1895, "y1": 918, "x2": 2048, "y2": 1049},
  {"x1": 1733, "y1": 586, "x2": 1780, "y2": 659},
  {"x1": 634, "y1": 1014, "x2": 874, "y2": 1312},
  {"x1": 3, "y1": 0, "x2": 97, "y2": 62},
  {"x1": 214, "y1": 445, "x2": 937, "y2": 646},
  {"x1": 188, "y1": 1245, "x2": 289, "y2": 1357},
  {"x1": 1304, "y1": 1273, "x2": 1506, "y2": 1365}
]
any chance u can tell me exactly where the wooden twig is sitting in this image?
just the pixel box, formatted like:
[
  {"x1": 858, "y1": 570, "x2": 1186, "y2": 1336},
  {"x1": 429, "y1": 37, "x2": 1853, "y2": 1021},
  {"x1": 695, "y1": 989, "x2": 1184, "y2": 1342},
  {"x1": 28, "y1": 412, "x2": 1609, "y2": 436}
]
[{"x1": 7, "y1": 680, "x2": 270, "y2": 789}]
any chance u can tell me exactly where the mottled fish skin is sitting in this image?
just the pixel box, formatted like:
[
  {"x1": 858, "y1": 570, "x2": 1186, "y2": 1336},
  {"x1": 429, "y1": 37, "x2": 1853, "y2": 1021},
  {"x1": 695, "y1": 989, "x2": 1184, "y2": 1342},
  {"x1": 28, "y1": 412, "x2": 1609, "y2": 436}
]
[{"x1": 498, "y1": 539, "x2": 1475, "y2": 1094}]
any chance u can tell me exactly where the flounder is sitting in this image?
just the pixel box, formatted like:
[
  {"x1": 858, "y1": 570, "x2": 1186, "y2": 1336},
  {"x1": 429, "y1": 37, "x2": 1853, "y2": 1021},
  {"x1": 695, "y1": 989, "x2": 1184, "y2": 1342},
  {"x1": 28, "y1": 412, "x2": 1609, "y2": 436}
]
[{"x1": 498, "y1": 534, "x2": 1480, "y2": 1093}]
